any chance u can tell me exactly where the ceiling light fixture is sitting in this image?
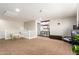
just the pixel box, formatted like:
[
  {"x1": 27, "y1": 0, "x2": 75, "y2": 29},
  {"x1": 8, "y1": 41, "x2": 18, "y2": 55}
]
[{"x1": 15, "y1": 8, "x2": 20, "y2": 12}]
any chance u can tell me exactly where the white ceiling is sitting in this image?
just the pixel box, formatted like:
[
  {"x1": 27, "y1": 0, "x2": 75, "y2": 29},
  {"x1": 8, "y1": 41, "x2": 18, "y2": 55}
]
[{"x1": 0, "y1": 3, "x2": 77, "y2": 21}]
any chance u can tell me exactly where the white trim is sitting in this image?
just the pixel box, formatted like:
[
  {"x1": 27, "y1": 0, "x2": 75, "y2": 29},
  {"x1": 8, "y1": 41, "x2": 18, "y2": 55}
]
[{"x1": 77, "y1": 4, "x2": 79, "y2": 27}]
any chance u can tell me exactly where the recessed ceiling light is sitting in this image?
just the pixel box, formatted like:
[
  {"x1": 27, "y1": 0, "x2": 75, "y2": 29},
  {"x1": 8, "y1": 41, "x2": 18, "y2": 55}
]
[{"x1": 15, "y1": 8, "x2": 20, "y2": 12}]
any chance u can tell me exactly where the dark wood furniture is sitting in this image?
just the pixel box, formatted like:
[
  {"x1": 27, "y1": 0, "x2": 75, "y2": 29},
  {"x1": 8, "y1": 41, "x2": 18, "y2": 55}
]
[{"x1": 49, "y1": 35, "x2": 62, "y2": 40}]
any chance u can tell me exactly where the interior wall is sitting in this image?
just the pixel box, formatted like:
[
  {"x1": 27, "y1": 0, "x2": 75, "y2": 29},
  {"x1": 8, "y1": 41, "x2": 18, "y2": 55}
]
[
  {"x1": 24, "y1": 20, "x2": 36, "y2": 31},
  {"x1": 50, "y1": 16, "x2": 76, "y2": 36},
  {"x1": 0, "y1": 18, "x2": 24, "y2": 33},
  {"x1": 0, "y1": 17, "x2": 37, "y2": 39},
  {"x1": 24, "y1": 20, "x2": 37, "y2": 39}
]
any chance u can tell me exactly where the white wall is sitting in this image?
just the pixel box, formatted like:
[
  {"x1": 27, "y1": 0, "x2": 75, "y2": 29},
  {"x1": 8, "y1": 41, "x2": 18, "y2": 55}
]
[
  {"x1": 24, "y1": 20, "x2": 36, "y2": 31},
  {"x1": 0, "y1": 17, "x2": 37, "y2": 39},
  {"x1": 24, "y1": 20, "x2": 37, "y2": 39},
  {"x1": 0, "y1": 16, "x2": 76, "y2": 39},
  {"x1": 0, "y1": 18, "x2": 24, "y2": 33},
  {"x1": 50, "y1": 16, "x2": 76, "y2": 36}
]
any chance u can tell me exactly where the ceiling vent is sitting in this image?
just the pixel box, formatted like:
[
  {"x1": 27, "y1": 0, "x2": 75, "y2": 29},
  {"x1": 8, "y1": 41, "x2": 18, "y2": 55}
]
[{"x1": 3, "y1": 10, "x2": 18, "y2": 17}]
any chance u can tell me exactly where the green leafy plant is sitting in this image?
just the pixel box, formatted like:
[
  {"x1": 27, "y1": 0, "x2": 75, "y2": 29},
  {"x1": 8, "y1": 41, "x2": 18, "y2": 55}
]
[
  {"x1": 73, "y1": 34, "x2": 79, "y2": 41},
  {"x1": 72, "y1": 45, "x2": 79, "y2": 54},
  {"x1": 72, "y1": 34, "x2": 79, "y2": 54}
]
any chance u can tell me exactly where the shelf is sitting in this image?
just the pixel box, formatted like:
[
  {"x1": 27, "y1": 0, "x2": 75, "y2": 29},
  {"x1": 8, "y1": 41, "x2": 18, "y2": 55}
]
[
  {"x1": 41, "y1": 25, "x2": 49, "y2": 26},
  {"x1": 41, "y1": 20, "x2": 50, "y2": 22},
  {"x1": 40, "y1": 20, "x2": 50, "y2": 37}
]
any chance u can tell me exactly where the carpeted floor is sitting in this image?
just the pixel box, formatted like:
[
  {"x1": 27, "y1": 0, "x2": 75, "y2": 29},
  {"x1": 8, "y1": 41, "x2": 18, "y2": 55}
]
[{"x1": 0, "y1": 37, "x2": 74, "y2": 55}]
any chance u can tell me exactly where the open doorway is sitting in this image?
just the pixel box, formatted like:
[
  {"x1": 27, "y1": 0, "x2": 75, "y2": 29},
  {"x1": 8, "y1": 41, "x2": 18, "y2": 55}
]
[
  {"x1": 37, "y1": 23, "x2": 41, "y2": 36},
  {"x1": 37, "y1": 20, "x2": 50, "y2": 37}
]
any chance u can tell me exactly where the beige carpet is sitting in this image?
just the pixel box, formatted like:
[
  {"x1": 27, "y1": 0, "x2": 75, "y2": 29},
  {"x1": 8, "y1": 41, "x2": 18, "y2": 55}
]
[{"x1": 0, "y1": 37, "x2": 74, "y2": 55}]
